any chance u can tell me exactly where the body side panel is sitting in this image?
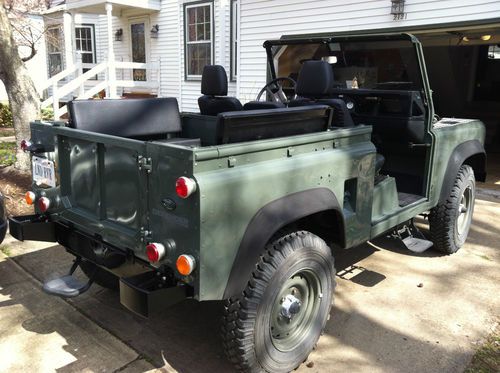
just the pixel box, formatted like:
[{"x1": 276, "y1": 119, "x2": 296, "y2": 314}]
[{"x1": 194, "y1": 129, "x2": 376, "y2": 300}]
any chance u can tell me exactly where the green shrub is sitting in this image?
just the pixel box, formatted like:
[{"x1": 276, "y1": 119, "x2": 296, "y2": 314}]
[
  {"x1": 41, "y1": 107, "x2": 54, "y2": 121},
  {"x1": 0, "y1": 104, "x2": 13, "y2": 127},
  {"x1": 0, "y1": 142, "x2": 16, "y2": 167}
]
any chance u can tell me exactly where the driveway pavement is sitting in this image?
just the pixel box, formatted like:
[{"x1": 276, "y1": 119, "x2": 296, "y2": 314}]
[{"x1": 0, "y1": 190, "x2": 498, "y2": 373}]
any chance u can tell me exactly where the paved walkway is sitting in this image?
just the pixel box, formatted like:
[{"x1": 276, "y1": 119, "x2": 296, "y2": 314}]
[
  {"x1": 0, "y1": 135, "x2": 15, "y2": 143},
  {"x1": 0, "y1": 191, "x2": 498, "y2": 372}
]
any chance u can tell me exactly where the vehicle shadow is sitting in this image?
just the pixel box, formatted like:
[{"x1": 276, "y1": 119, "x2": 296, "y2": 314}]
[
  {"x1": 0, "y1": 249, "x2": 138, "y2": 373},
  {"x1": 0, "y1": 242, "x2": 383, "y2": 372},
  {"x1": 2, "y1": 245, "x2": 234, "y2": 372},
  {"x1": 0, "y1": 233, "x2": 478, "y2": 373}
]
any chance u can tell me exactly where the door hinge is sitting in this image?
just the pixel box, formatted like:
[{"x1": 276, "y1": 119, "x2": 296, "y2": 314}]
[
  {"x1": 137, "y1": 155, "x2": 152, "y2": 173},
  {"x1": 140, "y1": 227, "x2": 152, "y2": 242}
]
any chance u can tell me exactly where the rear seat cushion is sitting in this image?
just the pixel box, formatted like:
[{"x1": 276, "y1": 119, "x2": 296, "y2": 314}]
[{"x1": 67, "y1": 98, "x2": 181, "y2": 139}]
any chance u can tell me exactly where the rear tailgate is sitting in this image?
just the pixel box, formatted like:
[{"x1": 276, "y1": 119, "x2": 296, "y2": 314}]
[{"x1": 53, "y1": 126, "x2": 149, "y2": 253}]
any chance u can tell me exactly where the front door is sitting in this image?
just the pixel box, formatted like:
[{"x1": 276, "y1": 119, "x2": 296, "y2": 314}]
[{"x1": 130, "y1": 20, "x2": 148, "y2": 81}]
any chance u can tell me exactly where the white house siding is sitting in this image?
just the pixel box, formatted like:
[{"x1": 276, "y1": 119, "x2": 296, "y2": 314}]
[
  {"x1": 178, "y1": 0, "x2": 237, "y2": 112},
  {"x1": 97, "y1": 1, "x2": 234, "y2": 111},
  {"x1": 238, "y1": 0, "x2": 500, "y2": 102}
]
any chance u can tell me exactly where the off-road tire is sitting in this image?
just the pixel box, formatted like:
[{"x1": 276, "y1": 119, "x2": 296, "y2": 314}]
[
  {"x1": 0, "y1": 221, "x2": 6, "y2": 245},
  {"x1": 429, "y1": 164, "x2": 476, "y2": 254},
  {"x1": 80, "y1": 260, "x2": 119, "y2": 290},
  {"x1": 221, "y1": 231, "x2": 335, "y2": 373}
]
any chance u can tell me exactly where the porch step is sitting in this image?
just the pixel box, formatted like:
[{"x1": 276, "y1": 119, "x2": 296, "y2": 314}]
[{"x1": 43, "y1": 274, "x2": 92, "y2": 298}]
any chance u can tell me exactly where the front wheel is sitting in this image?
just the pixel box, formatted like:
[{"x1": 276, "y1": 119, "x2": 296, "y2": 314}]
[
  {"x1": 429, "y1": 164, "x2": 476, "y2": 254},
  {"x1": 222, "y1": 231, "x2": 335, "y2": 372}
]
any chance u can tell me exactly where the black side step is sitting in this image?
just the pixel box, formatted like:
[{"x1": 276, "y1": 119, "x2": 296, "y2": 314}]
[
  {"x1": 392, "y1": 220, "x2": 433, "y2": 253},
  {"x1": 42, "y1": 258, "x2": 93, "y2": 298}
]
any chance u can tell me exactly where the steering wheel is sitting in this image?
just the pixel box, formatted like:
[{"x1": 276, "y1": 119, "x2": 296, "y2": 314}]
[{"x1": 256, "y1": 77, "x2": 297, "y2": 104}]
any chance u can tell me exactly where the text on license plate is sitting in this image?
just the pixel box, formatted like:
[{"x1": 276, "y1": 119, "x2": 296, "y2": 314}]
[{"x1": 32, "y1": 156, "x2": 56, "y2": 187}]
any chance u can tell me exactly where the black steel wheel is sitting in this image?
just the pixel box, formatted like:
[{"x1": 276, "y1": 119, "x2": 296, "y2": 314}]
[
  {"x1": 222, "y1": 231, "x2": 335, "y2": 372},
  {"x1": 80, "y1": 260, "x2": 119, "y2": 290},
  {"x1": 429, "y1": 164, "x2": 476, "y2": 254}
]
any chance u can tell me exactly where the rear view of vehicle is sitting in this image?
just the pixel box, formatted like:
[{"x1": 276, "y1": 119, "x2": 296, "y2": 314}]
[{"x1": 10, "y1": 98, "x2": 201, "y2": 315}]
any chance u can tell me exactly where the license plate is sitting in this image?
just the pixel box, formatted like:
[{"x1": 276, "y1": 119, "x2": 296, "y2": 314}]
[{"x1": 32, "y1": 156, "x2": 56, "y2": 187}]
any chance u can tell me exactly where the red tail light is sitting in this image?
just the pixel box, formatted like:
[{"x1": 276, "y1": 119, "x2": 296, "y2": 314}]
[
  {"x1": 146, "y1": 243, "x2": 166, "y2": 263},
  {"x1": 20, "y1": 140, "x2": 32, "y2": 152},
  {"x1": 176, "y1": 177, "x2": 197, "y2": 199},
  {"x1": 38, "y1": 197, "x2": 51, "y2": 212}
]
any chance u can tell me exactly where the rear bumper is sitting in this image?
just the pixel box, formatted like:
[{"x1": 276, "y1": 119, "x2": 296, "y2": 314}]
[{"x1": 9, "y1": 214, "x2": 189, "y2": 317}]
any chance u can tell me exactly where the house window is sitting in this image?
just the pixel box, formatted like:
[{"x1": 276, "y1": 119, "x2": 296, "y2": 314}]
[
  {"x1": 230, "y1": 0, "x2": 238, "y2": 81},
  {"x1": 46, "y1": 26, "x2": 63, "y2": 77},
  {"x1": 75, "y1": 25, "x2": 96, "y2": 74},
  {"x1": 184, "y1": 2, "x2": 213, "y2": 79}
]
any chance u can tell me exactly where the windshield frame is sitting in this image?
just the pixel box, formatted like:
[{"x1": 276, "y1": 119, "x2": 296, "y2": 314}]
[{"x1": 262, "y1": 33, "x2": 434, "y2": 124}]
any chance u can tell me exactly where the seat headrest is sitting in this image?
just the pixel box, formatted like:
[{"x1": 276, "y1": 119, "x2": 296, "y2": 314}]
[
  {"x1": 296, "y1": 60, "x2": 334, "y2": 98},
  {"x1": 201, "y1": 65, "x2": 228, "y2": 96}
]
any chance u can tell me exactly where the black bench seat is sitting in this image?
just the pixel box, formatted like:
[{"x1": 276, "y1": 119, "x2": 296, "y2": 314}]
[
  {"x1": 67, "y1": 98, "x2": 183, "y2": 141},
  {"x1": 182, "y1": 105, "x2": 332, "y2": 146}
]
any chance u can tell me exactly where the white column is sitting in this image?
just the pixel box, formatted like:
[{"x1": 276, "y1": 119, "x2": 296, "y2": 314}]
[
  {"x1": 106, "y1": 2, "x2": 117, "y2": 98},
  {"x1": 235, "y1": 0, "x2": 241, "y2": 99},
  {"x1": 63, "y1": 11, "x2": 74, "y2": 71},
  {"x1": 219, "y1": 0, "x2": 227, "y2": 67}
]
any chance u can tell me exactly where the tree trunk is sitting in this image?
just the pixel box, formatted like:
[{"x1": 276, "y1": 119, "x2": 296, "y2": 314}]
[{"x1": 0, "y1": 5, "x2": 40, "y2": 171}]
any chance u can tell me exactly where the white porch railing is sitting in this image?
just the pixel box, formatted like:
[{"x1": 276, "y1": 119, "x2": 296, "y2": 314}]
[{"x1": 41, "y1": 60, "x2": 160, "y2": 120}]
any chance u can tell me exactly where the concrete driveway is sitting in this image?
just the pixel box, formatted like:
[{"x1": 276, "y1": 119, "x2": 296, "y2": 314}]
[{"x1": 0, "y1": 190, "x2": 498, "y2": 373}]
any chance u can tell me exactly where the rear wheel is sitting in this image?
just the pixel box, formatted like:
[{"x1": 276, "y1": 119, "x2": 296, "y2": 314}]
[
  {"x1": 429, "y1": 164, "x2": 476, "y2": 254},
  {"x1": 80, "y1": 260, "x2": 119, "y2": 290},
  {"x1": 222, "y1": 231, "x2": 335, "y2": 372},
  {"x1": 0, "y1": 221, "x2": 6, "y2": 245}
]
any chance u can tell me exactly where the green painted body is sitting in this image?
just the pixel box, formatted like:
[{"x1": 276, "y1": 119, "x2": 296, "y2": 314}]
[{"x1": 26, "y1": 33, "x2": 485, "y2": 301}]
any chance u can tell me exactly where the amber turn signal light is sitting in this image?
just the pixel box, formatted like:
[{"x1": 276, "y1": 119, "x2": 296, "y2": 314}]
[
  {"x1": 176, "y1": 254, "x2": 196, "y2": 276},
  {"x1": 25, "y1": 191, "x2": 36, "y2": 205}
]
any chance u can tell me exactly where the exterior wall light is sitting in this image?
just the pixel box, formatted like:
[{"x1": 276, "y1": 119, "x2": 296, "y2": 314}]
[
  {"x1": 115, "y1": 28, "x2": 123, "y2": 41},
  {"x1": 150, "y1": 24, "x2": 159, "y2": 38},
  {"x1": 391, "y1": 0, "x2": 406, "y2": 20}
]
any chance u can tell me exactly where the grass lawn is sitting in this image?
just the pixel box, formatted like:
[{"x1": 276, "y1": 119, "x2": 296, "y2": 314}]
[
  {"x1": 465, "y1": 322, "x2": 499, "y2": 373},
  {"x1": 0, "y1": 142, "x2": 16, "y2": 167}
]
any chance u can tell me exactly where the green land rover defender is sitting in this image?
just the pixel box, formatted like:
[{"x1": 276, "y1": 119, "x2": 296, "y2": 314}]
[{"x1": 7, "y1": 33, "x2": 486, "y2": 372}]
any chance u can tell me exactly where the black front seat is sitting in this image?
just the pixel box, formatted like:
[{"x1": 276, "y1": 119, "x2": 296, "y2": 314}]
[
  {"x1": 288, "y1": 61, "x2": 354, "y2": 128},
  {"x1": 289, "y1": 61, "x2": 385, "y2": 174},
  {"x1": 198, "y1": 65, "x2": 242, "y2": 115}
]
